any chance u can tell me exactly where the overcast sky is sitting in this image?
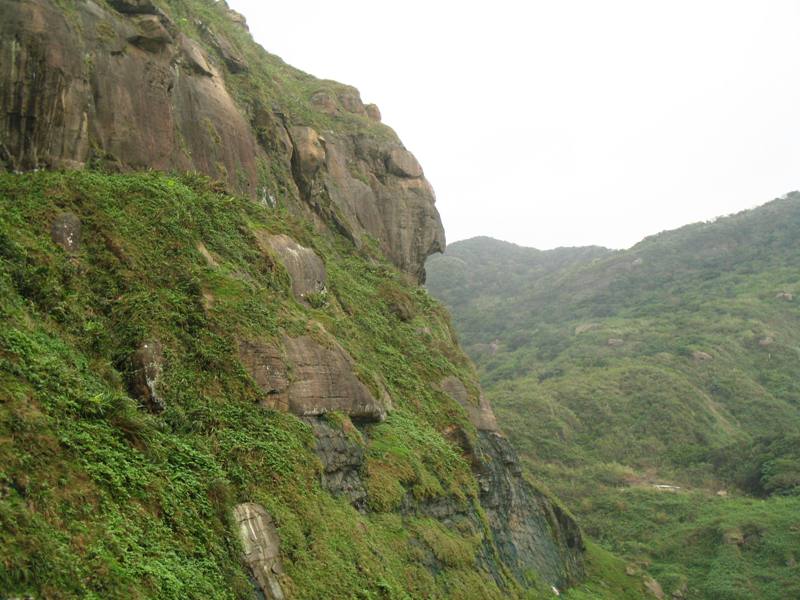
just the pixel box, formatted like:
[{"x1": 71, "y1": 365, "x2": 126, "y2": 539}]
[{"x1": 228, "y1": 0, "x2": 800, "y2": 250}]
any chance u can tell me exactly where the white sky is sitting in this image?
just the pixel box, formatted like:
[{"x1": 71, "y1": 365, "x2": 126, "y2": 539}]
[{"x1": 227, "y1": 0, "x2": 800, "y2": 250}]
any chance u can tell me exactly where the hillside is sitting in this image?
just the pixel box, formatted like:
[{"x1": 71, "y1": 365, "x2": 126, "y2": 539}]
[
  {"x1": 0, "y1": 0, "x2": 651, "y2": 598},
  {"x1": 426, "y1": 196, "x2": 800, "y2": 599}
]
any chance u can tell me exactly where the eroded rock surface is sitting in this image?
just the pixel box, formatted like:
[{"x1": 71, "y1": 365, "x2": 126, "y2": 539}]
[
  {"x1": 239, "y1": 335, "x2": 388, "y2": 421},
  {"x1": 0, "y1": 0, "x2": 445, "y2": 281},
  {"x1": 233, "y1": 503, "x2": 286, "y2": 600},
  {"x1": 128, "y1": 341, "x2": 165, "y2": 413},
  {"x1": 477, "y1": 431, "x2": 584, "y2": 590},
  {"x1": 50, "y1": 212, "x2": 81, "y2": 253},
  {"x1": 304, "y1": 417, "x2": 367, "y2": 508},
  {"x1": 440, "y1": 376, "x2": 499, "y2": 432},
  {"x1": 255, "y1": 232, "x2": 326, "y2": 302}
]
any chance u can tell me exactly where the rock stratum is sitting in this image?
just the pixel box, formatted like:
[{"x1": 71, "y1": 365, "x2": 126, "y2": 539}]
[{"x1": 0, "y1": 1, "x2": 619, "y2": 599}]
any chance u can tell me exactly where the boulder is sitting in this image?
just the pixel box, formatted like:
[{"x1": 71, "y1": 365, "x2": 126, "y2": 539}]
[
  {"x1": 283, "y1": 335, "x2": 387, "y2": 421},
  {"x1": 128, "y1": 341, "x2": 165, "y2": 413},
  {"x1": 255, "y1": 232, "x2": 326, "y2": 302},
  {"x1": 127, "y1": 15, "x2": 173, "y2": 52},
  {"x1": 50, "y1": 212, "x2": 81, "y2": 253},
  {"x1": 440, "y1": 376, "x2": 499, "y2": 432},
  {"x1": 239, "y1": 335, "x2": 388, "y2": 421},
  {"x1": 233, "y1": 503, "x2": 286, "y2": 600},
  {"x1": 387, "y1": 147, "x2": 423, "y2": 178},
  {"x1": 365, "y1": 103, "x2": 382, "y2": 122}
]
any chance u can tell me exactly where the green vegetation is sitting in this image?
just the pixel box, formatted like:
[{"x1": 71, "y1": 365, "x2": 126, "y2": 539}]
[
  {"x1": 0, "y1": 170, "x2": 503, "y2": 599},
  {"x1": 426, "y1": 194, "x2": 800, "y2": 598}
]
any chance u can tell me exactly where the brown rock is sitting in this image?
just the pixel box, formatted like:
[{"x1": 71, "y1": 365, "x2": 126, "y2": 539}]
[
  {"x1": 387, "y1": 147, "x2": 424, "y2": 178},
  {"x1": 255, "y1": 232, "x2": 326, "y2": 302},
  {"x1": 225, "y1": 8, "x2": 249, "y2": 31},
  {"x1": 310, "y1": 91, "x2": 339, "y2": 116},
  {"x1": 233, "y1": 503, "x2": 286, "y2": 600},
  {"x1": 239, "y1": 335, "x2": 387, "y2": 421},
  {"x1": 0, "y1": 0, "x2": 261, "y2": 191},
  {"x1": 128, "y1": 341, "x2": 165, "y2": 413},
  {"x1": 440, "y1": 376, "x2": 500, "y2": 432},
  {"x1": 50, "y1": 212, "x2": 81, "y2": 253},
  {"x1": 290, "y1": 126, "x2": 326, "y2": 186},
  {"x1": 365, "y1": 103, "x2": 381, "y2": 122},
  {"x1": 644, "y1": 576, "x2": 665, "y2": 599},
  {"x1": 322, "y1": 134, "x2": 444, "y2": 282},
  {"x1": 283, "y1": 335, "x2": 387, "y2": 421},
  {"x1": 179, "y1": 35, "x2": 214, "y2": 76},
  {"x1": 202, "y1": 27, "x2": 247, "y2": 73},
  {"x1": 337, "y1": 90, "x2": 366, "y2": 115},
  {"x1": 127, "y1": 15, "x2": 172, "y2": 52},
  {"x1": 237, "y1": 340, "x2": 289, "y2": 410}
]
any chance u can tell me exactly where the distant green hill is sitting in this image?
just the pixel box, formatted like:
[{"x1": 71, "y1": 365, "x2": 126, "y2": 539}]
[{"x1": 426, "y1": 194, "x2": 800, "y2": 599}]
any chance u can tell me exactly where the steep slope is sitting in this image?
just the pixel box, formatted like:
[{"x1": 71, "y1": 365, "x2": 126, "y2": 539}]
[
  {"x1": 0, "y1": 1, "x2": 647, "y2": 598},
  {"x1": 426, "y1": 195, "x2": 800, "y2": 599}
]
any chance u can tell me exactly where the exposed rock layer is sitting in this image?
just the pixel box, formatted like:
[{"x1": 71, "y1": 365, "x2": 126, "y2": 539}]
[{"x1": 0, "y1": 0, "x2": 444, "y2": 281}]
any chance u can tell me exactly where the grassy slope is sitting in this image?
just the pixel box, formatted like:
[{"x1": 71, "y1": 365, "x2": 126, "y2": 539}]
[
  {"x1": 426, "y1": 194, "x2": 800, "y2": 599},
  {"x1": 0, "y1": 171, "x2": 507, "y2": 599}
]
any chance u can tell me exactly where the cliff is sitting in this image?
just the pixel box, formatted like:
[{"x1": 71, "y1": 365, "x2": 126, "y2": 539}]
[{"x1": 0, "y1": 1, "x2": 600, "y2": 598}]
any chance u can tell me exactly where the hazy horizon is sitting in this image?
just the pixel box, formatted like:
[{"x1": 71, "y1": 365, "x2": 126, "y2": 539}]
[{"x1": 228, "y1": 0, "x2": 800, "y2": 250}]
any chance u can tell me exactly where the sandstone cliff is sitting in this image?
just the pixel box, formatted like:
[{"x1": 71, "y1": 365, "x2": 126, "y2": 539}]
[
  {"x1": 0, "y1": 1, "x2": 587, "y2": 598},
  {"x1": 0, "y1": 0, "x2": 443, "y2": 282}
]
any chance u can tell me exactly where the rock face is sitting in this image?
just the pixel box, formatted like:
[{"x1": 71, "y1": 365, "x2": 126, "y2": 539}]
[
  {"x1": 0, "y1": 0, "x2": 445, "y2": 282},
  {"x1": 476, "y1": 431, "x2": 584, "y2": 589},
  {"x1": 440, "y1": 376, "x2": 584, "y2": 589},
  {"x1": 238, "y1": 335, "x2": 388, "y2": 421},
  {"x1": 313, "y1": 133, "x2": 445, "y2": 282},
  {"x1": 255, "y1": 232, "x2": 326, "y2": 303},
  {"x1": 304, "y1": 417, "x2": 367, "y2": 508},
  {"x1": 233, "y1": 503, "x2": 286, "y2": 600}
]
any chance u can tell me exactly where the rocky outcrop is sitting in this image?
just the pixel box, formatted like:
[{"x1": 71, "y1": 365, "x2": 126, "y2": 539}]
[
  {"x1": 50, "y1": 212, "x2": 81, "y2": 253},
  {"x1": 440, "y1": 376, "x2": 499, "y2": 432},
  {"x1": 128, "y1": 341, "x2": 165, "y2": 413},
  {"x1": 309, "y1": 133, "x2": 446, "y2": 282},
  {"x1": 304, "y1": 417, "x2": 367, "y2": 508},
  {"x1": 255, "y1": 232, "x2": 326, "y2": 303},
  {"x1": 440, "y1": 376, "x2": 584, "y2": 590},
  {"x1": 239, "y1": 335, "x2": 389, "y2": 421},
  {"x1": 476, "y1": 431, "x2": 584, "y2": 590},
  {"x1": 233, "y1": 503, "x2": 287, "y2": 600},
  {"x1": 0, "y1": 0, "x2": 445, "y2": 282}
]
